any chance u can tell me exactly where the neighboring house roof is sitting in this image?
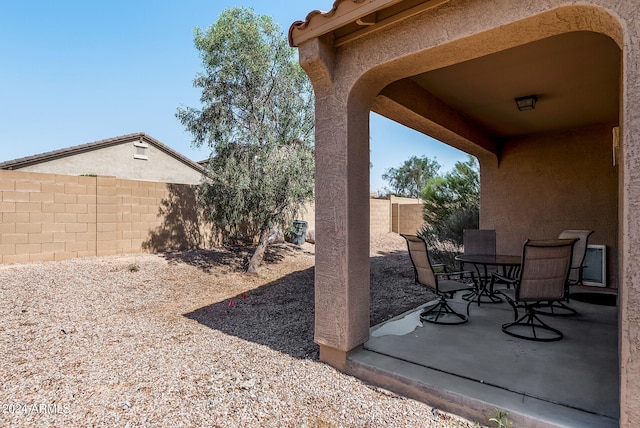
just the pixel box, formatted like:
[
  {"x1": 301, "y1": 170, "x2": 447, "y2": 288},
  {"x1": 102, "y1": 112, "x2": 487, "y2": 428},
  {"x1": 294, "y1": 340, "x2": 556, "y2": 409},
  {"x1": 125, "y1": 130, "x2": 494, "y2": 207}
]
[{"x1": 0, "y1": 132, "x2": 204, "y2": 174}]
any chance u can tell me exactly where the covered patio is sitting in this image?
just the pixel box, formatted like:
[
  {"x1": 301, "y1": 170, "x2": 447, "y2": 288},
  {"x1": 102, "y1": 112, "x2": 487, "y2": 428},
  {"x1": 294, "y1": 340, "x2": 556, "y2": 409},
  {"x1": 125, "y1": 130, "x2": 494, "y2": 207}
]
[
  {"x1": 289, "y1": 0, "x2": 639, "y2": 425},
  {"x1": 352, "y1": 291, "x2": 618, "y2": 426}
]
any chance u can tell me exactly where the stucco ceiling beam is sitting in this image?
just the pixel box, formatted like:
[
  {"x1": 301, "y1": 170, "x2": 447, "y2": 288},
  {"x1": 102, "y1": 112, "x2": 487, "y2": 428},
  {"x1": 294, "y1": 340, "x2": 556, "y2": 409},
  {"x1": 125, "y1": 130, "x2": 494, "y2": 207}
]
[{"x1": 373, "y1": 78, "x2": 499, "y2": 158}]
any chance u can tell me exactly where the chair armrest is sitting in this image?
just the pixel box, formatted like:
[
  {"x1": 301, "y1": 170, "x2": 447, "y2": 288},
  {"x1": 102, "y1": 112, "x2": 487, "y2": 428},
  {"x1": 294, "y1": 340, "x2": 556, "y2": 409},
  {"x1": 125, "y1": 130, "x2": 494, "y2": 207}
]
[
  {"x1": 492, "y1": 272, "x2": 517, "y2": 284},
  {"x1": 436, "y1": 270, "x2": 475, "y2": 280},
  {"x1": 432, "y1": 263, "x2": 447, "y2": 274}
]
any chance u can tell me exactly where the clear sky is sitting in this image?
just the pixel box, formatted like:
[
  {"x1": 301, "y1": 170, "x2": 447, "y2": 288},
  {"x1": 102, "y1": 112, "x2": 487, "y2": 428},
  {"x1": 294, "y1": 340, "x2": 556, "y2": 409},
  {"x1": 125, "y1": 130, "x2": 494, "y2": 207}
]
[{"x1": 0, "y1": 0, "x2": 467, "y2": 193}]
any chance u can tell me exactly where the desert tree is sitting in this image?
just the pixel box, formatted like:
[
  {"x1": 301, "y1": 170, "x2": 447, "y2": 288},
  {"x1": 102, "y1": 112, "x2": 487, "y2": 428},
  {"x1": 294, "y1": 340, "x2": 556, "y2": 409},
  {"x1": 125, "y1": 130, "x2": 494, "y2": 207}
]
[
  {"x1": 176, "y1": 7, "x2": 314, "y2": 274},
  {"x1": 381, "y1": 155, "x2": 441, "y2": 198},
  {"x1": 419, "y1": 155, "x2": 479, "y2": 264}
]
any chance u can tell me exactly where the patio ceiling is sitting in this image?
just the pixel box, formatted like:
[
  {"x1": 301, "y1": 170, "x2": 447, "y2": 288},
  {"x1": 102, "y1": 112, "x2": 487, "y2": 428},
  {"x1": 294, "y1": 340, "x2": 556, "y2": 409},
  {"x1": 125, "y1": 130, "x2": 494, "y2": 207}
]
[{"x1": 401, "y1": 30, "x2": 621, "y2": 139}]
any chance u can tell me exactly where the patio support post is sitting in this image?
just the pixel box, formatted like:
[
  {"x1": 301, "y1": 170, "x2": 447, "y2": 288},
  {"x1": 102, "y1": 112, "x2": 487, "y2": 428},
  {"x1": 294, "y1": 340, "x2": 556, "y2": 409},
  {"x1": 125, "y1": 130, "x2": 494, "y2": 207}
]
[{"x1": 298, "y1": 37, "x2": 371, "y2": 370}]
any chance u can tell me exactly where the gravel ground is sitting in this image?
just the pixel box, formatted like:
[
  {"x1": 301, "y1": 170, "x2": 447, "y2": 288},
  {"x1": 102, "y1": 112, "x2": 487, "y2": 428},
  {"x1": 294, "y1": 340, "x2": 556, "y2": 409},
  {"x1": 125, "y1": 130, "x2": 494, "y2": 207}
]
[{"x1": 0, "y1": 233, "x2": 476, "y2": 427}]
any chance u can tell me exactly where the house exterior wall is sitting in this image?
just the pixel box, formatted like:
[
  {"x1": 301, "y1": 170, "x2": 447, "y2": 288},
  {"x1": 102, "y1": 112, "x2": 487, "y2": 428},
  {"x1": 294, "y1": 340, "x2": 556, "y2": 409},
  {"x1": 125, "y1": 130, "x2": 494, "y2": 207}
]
[
  {"x1": 480, "y1": 124, "x2": 619, "y2": 288},
  {"x1": 16, "y1": 142, "x2": 203, "y2": 185},
  {"x1": 296, "y1": 0, "x2": 639, "y2": 424}
]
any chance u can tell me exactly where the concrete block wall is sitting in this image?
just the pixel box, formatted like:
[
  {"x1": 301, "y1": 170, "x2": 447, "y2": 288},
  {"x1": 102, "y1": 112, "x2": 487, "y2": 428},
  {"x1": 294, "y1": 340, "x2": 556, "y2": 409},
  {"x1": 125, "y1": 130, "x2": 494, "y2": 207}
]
[
  {"x1": 370, "y1": 199, "x2": 391, "y2": 235},
  {"x1": 109, "y1": 178, "x2": 168, "y2": 256},
  {"x1": 0, "y1": 170, "x2": 181, "y2": 264},
  {"x1": 389, "y1": 195, "x2": 424, "y2": 205},
  {"x1": 299, "y1": 199, "x2": 392, "y2": 235},
  {"x1": 0, "y1": 169, "x2": 427, "y2": 264},
  {"x1": 300, "y1": 198, "x2": 421, "y2": 237},
  {"x1": 0, "y1": 170, "x2": 99, "y2": 263},
  {"x1": 298, "y1": 202, "x2": 316, "y2": 233},
  {"x1": 395, "y1": 204, "x2": 425, "y2": 235}
]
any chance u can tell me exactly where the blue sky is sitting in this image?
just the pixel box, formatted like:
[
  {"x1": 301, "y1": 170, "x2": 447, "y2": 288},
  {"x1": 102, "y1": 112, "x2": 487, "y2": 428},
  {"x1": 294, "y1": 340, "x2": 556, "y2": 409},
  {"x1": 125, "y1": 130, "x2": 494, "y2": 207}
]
[{"x1": 0, "y1": 0, "x2": 467, "y2": 192}]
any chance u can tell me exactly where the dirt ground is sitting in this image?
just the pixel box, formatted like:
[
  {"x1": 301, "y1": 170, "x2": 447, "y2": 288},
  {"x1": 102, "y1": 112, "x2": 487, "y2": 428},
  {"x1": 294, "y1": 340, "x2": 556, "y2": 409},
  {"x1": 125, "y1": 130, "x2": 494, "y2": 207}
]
[
  {"x1": 1, "y1": 232, "x2": 477, "y2": 427},
  {"x1": 164, "y1": 232, "x2": 435, "y2": 361}
]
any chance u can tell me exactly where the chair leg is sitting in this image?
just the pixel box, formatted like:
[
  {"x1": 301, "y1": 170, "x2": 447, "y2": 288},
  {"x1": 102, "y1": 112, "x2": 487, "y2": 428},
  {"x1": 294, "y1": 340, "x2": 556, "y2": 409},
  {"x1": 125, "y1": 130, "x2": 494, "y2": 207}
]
[
  {"x1": 501, "y1": 293, "x2": 520, "y2": 321},
  {"x1": 420, "y1": 296, "x2": 468, "y2": 325},
  {"x1": 534, "y1": 300, "x2": 577, "y2": 316},
  {"x1": 501, "y1": 308, "x2": 563, "y2": 342}
]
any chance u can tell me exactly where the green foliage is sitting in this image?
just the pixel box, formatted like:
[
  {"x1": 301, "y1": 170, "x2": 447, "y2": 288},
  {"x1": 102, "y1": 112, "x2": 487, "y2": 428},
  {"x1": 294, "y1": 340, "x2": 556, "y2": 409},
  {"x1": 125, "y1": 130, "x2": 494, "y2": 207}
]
[
  {"x1": 488, "y1": 409, "x2": 513, "y2": 427},
  {"x1": 421, "y1": 155, "x2": 479, "y2": 247},
  {"x1": 416, "y1": 155, "x2": 479, "y2": 266},
  {"x1": 176, "y1": 7, "x2": 314, "y2": 248},
  {"x1": 382, "y1": 155, "x2": 441, "y2": 198},
  {"x1": 417, "y1": 223, "x2": 461, "y2": 268},
  {"x1": 198, "y1": 139, "x2": 313, "y2": 244},
  {"x1": 128, "y1": 264, "x2": 140, "y2": 272}
]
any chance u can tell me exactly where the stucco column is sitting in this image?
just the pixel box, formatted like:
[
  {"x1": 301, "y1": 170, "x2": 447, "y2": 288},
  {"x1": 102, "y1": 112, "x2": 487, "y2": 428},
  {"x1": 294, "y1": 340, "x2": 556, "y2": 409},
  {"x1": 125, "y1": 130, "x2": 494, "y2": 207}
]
[
  {"x1": 620, "y1": 15, "x2": 640, "y2": 425},
  {"x1": 299, "y1": 38, "x2": 371, "y2": 370}
]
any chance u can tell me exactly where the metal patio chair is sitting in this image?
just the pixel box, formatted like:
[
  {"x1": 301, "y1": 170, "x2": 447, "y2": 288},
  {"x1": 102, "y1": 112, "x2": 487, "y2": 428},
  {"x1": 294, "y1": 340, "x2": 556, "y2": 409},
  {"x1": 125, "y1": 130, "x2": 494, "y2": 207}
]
[
  {"x1": 402, "y1": 234, "x2": 475, "y2": 325},
  {"x1": 462, "y1": 229, "x2": 501, "y2": 302},
  {"x1": 536, "y1": 229, "x2": 594, "y2": 316},
  {"x1": 493, "y1": 238, "x2": 577, "y2": 341},
  {"x1": 463, "y1": 229, "x2": 496, "y2": 257}
]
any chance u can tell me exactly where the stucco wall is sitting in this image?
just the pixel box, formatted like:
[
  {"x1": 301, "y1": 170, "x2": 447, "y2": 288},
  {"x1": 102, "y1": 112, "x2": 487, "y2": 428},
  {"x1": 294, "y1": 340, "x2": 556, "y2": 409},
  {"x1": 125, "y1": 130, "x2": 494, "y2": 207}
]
[
  {"x1": 481, "y1": 124, "x2": 618, "y2": 288},
  {"x1": 17, "y1": 142, "x2": 203, "y2": 185},
  {"x1": 297, "y1": 1, "x2": 639, "y2": 422}
]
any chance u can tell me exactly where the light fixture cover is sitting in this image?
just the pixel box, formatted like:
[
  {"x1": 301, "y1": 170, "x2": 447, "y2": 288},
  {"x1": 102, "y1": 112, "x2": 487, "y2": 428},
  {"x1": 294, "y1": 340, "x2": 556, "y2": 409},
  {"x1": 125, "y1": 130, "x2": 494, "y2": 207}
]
[{"x1": 515, "y1": 94, "x2": 537, "y2": 111}]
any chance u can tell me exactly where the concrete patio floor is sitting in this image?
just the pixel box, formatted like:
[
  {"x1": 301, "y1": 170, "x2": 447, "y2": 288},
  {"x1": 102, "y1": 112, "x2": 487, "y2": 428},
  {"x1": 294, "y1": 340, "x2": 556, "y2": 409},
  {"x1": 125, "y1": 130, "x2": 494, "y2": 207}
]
[{"x1": 348, "y1": 289, "x2": 619, "y2": 427}]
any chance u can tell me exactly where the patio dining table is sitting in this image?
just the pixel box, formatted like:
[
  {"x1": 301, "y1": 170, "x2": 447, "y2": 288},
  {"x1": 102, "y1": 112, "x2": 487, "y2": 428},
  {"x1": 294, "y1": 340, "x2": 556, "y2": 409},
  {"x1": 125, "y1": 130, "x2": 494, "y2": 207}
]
[{"x1": 454, "y1": 253, "x2": 521, "y2": 307}]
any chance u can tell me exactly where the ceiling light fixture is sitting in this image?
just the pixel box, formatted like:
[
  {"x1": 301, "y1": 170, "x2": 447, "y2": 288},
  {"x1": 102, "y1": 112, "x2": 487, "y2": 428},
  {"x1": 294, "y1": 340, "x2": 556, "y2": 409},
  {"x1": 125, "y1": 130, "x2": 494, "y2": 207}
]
[{"x1": 514, "y1": 94, "x2": 537, "y2": 111}]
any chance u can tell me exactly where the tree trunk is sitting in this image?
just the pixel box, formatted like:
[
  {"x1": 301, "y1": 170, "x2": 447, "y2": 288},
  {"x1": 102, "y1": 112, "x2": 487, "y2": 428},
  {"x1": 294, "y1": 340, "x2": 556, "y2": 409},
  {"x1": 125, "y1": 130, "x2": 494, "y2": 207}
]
[{"x1": 247, "y1": 229, "x2": 269, "y2": 275}]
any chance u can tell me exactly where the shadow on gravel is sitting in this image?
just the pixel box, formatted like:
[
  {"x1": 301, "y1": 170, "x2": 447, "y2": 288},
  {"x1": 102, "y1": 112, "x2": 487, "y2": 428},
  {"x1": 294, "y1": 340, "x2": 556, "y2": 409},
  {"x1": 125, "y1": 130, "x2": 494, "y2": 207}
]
[
  {"x1": 184, "y1": 250, "x2": 435, "y2": 360},
  {"x1": 159, "y1": 243, "x2": 296, "y2": 273}
]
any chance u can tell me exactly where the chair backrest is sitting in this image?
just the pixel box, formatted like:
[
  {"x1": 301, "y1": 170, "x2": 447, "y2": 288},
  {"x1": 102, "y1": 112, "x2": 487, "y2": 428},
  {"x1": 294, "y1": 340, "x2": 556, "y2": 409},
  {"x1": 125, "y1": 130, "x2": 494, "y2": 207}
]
[
  {"x1": 517, "y1": 239, "x2": 577, "y2": 301},
  {"x1": 463, "y1": 229, "x2": 496, "y2": 255},
  {"x1": 558, "y1": 229, "x2": 594, "y2": 283},
  {"x1": 401, "y1": 234, "x2": 437, "y2": 290}
]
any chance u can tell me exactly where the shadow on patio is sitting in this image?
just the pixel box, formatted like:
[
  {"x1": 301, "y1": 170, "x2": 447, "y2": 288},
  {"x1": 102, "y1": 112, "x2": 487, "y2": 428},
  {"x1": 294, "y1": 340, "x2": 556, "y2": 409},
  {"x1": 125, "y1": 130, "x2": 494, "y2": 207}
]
[{"x1": 349, "y1": 290, "x2": 619, "y2": 427}]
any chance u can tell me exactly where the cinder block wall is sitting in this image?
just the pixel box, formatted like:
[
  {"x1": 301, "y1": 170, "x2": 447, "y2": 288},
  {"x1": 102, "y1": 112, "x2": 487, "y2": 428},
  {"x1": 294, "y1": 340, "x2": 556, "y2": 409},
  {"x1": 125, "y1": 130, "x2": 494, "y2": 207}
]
[
  {"x1": 396, "y1": 204, "x2": 425, "y2": 235},
  {"x1": 1, "y1": 169, "x2": 426, "y2": 264},
  {"x1": 0, "y1": 170, "x2": 203, "y2": 264},
  {"x1": 1, "y1": 170, "x2": 98, "y2": 263},
  {"x1": 300, "y1": 199, "x2": 393, "y2": 236},
  {"x1": 298, "y1": 202, "x2": 316, "y2": 232},
  {"x1": 104, "y1": 177, "x2": 169, "y2": 257},
  {"x1": 301, "y1": 199, "x2": 422, "y2": 237},
  {"x1": 369, "y1": 199, "x2": 391, "y2": 235}
]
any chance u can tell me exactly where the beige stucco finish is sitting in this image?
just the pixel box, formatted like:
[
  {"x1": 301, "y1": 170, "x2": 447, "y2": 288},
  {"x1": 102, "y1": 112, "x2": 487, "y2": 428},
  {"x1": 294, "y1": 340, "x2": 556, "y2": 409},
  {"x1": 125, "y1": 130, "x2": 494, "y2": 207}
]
[
  {"x1": 294, "y1": 0, "x2": 639, "y2": 424},
  {"x1": 15, "y1": 140, "x2": 203, "y2": 185},
  {"x1": 482, "y1": 125, "x2": 619, "y2": 287}
]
